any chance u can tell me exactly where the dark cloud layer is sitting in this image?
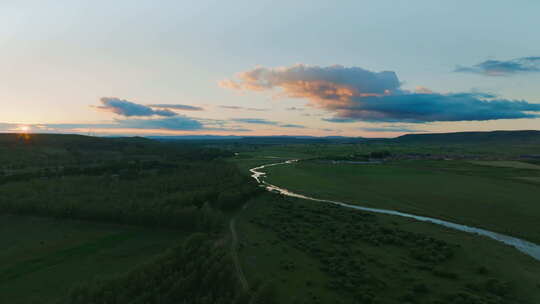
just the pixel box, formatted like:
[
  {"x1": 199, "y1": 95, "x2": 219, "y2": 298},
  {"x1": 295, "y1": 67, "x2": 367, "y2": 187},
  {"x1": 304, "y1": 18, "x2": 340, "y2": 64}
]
[
  {"x1": 455, "y1": 57, "x2": 540, "y2": 76},
  {"x1": 116, "y1": 116, "x2": 203, "y2": 130},
  {"x1": 4, "y1": 96, "x2": 256, "y2": 133},
  {"x1": 149, "y1": 104, "x2": 204, "y2": 111},
  {"x1": 97, "y1": 97, "x2": 176, "y2": 117},
  {"x1": 222, "y1": 64, "x2": 540, "y2": 123},
  {"x1": 280, "y1": 124, "x2": 305, "y2": 128},
  {"x1": 335, "y1": 93, "x2": 540, "y2": 123},
  {"x1": 322, "y1": 118, "x2": 358, "y2": 123},
  {"x1": 0, "y1": 116, "x2": 204, "y2": 132},
  {"x1": 21, "y1": 97, "x2": 209, "y2": 132}
]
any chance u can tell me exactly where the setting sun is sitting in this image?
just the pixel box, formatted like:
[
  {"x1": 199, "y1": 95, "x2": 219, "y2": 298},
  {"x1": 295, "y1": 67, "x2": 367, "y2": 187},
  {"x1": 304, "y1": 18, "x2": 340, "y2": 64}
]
[{"x1": 19, "y1": 126, "x2": 30, "y2": 132}]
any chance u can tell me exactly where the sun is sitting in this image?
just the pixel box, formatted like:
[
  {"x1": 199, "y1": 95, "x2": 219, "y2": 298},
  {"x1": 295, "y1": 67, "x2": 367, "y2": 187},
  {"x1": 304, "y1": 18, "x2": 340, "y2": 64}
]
[{"x1": 19, "y1": 125, "x2": 30, "y2": 133}]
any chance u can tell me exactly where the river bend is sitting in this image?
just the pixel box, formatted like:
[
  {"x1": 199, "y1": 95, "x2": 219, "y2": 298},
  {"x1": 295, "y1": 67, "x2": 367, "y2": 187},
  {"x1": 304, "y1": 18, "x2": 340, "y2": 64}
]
[{"x1": 250, "y1": 159, "x2": 540, "y2": 262}]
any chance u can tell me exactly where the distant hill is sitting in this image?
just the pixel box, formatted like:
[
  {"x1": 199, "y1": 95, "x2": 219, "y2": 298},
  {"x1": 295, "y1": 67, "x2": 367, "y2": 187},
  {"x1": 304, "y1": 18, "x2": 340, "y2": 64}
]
[
  {"x1": 0, "y1": 133, "x2": 152, "y2": 149},
  {"x1": 149, "y1": 135, "x2": 243, "y2": 141},
  {"x1": 4, "y1": 130, "x2": 538, "y2": 147},
  {"x1": 0, "y1": 133, "x2": 235, "y2": 167},
  {"x1": 148, "y1": 135, "x2": 367, "y2": 144},
  {"x1": 394, "y1": 130, "x2": 540, "y2": 144},
  {"x1": 237, "y1": 136, "x2": 366, "y2": 144}
]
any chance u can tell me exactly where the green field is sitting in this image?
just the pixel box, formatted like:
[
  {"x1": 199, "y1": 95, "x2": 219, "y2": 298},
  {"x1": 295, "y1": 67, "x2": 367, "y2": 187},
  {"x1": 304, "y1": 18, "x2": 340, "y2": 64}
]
[
  {"x1": 237, "y1": 194, "x2": 540, "y2": 304},
  {"x1": 516, "y1": 176, "x2": 540, "y2": 184},
  {"x1": 262, "y1": 160, "x2": 540, "y2": 243},
  {"x1": 470, "y1": 160, "x2": 540, "y2": 170},
  {"x1": 0, "y1": 215, "x2": 185, "y2": 304},
  {"x1": 226, "y1": 132, "x2": 540, "y2": 161}
]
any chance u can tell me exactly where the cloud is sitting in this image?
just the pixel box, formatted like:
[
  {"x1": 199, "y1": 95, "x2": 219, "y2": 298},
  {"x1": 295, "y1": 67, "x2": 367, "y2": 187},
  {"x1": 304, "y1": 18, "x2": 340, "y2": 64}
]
[
  {"x1": 301, "y1": 113, "x2": 324, "y2": 117},
  {"x1": 232, "y1": 118, "x2": 305, "y2": 128},
  {"x1": 232, "y1": 118, "x2": 278, "y2": 125},
  {"x1": 204, "y1": 127, "x2": 251, "y2": 132},
  {"x1": 0, "y1": 123, "x2": 20, "y2": 131},
  {"x1": 222, "y1": 64, "x2": 540, "y2": 123},
  {"x1": 0, "y1": 116, "x2": 204, "y2": 133},
  {"x1": 286, "y1": 106, "x2": 305, "y2": 111},
  {"x1": 29, "y1": 123, "x2": 252, "y2": 134},
  {"x1": 280, "y1": 124, "x2": 305, "y2": 128},
  {"x1": 219, "y1": 105, "x2": 267, "y2": 111},
  {"x1": 0, "y1": 121, "x2": 252, "y2": 135},
  {"x1": 42, "y1": 117, "x2": 203, "y2": 131},
  {"x1": 115, "y1": 116, "x2": 203, "y2": 130},
  {"x1": 360, "y1": 125, "x2": 425, "y2": 133},
  {"x1": 415, "y1": 86, "x2": 433, "y2": 94},
  {"x1": 336, "y1": 93, "x2": 540, "y2": 123},
  {"x1": 220, "y1": 64, "x2": 401, "y2": 101},
  {"x1": 455, "y1": 57, "x2": 540, "y2": 76},
  {"x1": 97, "y1": 97, "x2": 176, "y2": 117},
  {"x1": 149, "y1": 104, "x2": 204, "y2": 111},
  {"x1": 322, "y1": 117, "x2": 358, "y2": 123}
]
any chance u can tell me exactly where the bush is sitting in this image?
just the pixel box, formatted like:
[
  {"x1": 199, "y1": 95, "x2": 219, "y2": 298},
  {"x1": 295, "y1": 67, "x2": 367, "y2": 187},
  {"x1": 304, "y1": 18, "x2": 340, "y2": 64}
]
[{"x1": 64, "y1": 233, "x2": 252, "y2": 304}]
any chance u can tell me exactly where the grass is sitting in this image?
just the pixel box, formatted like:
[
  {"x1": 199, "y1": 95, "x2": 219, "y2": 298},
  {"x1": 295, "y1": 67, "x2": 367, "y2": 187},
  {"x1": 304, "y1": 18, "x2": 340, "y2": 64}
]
[
  {"x1": 229, "y1": 136, "x2": 540, "y2": 161},
  {"x1": 237, "y1": 193, "x2": 540, "y2": 304},
  {"x1": 0, "y1": 214, "x2": 185, "y2": 304},
  {"x1": 470, "y1": 160, "x2": 540, "y2": 170},
  {"x1": 516, "y1": 176, "x2": 540, "y2": 184},
  {"x1": 263, "y1": 160, "x2": 540, "y2": 243},
  {"x1": 237, "y1": 206, "x2": 337, "y2": 303}
]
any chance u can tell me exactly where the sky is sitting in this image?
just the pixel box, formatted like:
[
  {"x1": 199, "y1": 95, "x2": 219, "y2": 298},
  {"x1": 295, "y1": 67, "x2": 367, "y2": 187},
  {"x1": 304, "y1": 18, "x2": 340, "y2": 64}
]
[{"x1": 1, "y1": 0, "x2": 539, "y2": 137}]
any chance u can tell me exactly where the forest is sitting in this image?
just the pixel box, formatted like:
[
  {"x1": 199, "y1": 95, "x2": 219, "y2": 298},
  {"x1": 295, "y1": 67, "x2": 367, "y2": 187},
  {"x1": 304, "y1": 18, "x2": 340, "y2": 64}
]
[
  {"x1": 0, "y1": 134, "x2": 259, "y2": 230},
  {"x1": 0, "y1": 134, "x2": 267, "y2": 303},
  {"x1": 0, "y1": 160, "x2": 259, "y2": 231}
]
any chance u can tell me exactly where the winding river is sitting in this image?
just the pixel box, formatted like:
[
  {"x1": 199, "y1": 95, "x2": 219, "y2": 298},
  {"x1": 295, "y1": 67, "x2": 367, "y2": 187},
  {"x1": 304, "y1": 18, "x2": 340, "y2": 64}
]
[{"x1": 250, "y1": 159, "x2": 540, "y2": 262}]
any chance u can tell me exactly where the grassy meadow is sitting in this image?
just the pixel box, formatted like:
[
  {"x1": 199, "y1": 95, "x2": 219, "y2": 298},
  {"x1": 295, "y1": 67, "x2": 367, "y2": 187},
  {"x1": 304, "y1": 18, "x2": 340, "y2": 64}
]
[
  {"x1": 237, "y1": 194, "x2": 540, "y2": 304},
  {"x1": 0, "y1": 215, "x2": 185, "y2": 304},
  {"x1": 262, "y1": 159, "x2": 540, "y2": 243},
  {"x1": 470, "y1": 160, "x2": 540, "y2": 170}
]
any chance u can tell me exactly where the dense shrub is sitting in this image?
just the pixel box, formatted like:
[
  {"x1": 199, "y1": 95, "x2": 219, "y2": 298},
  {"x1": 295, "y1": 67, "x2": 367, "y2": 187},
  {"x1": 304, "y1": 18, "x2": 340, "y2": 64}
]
[{"x1": 64, "y1": 233, "x2": 255, "y2": 304}]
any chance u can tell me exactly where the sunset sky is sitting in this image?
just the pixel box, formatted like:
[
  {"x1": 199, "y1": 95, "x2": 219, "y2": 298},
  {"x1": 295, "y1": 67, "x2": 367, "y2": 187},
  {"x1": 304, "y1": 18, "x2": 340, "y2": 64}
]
[{"x1": 1, "y1": 0, "x2": 539, "y2": 137}]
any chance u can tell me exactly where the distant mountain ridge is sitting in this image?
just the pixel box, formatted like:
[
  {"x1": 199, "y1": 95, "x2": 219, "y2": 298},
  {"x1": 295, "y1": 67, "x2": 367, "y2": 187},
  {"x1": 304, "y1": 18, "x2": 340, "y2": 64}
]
[
  {"x1": 147, "y1": 131, "x2": 540, "y2": 144},
  {"x1": 2, "y1": 130, "x2": 538, "y2": 145},
  {"x1": 394, "y1": 130, "x2": 540, "y2": 144},
  {"x1": 148, "y1": 135, "x2": 368, "y2": 144}
]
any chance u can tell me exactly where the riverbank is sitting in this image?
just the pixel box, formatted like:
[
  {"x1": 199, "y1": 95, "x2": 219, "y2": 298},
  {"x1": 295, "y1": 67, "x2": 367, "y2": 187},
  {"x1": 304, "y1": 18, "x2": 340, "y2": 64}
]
[{"x1": 250, "y1": 160, "x2": 540, "y2": 261}]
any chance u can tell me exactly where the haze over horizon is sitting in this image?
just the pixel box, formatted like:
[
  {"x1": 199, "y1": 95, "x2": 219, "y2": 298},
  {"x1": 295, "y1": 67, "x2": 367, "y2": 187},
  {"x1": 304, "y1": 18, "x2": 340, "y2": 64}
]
[{"x1": 2, "y1": 1, "x2": 539, "y2": 137}]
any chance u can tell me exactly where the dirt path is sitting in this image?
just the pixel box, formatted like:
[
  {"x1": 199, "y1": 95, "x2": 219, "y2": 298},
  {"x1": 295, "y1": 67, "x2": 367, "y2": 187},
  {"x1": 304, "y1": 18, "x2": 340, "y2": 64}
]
[{"x1": 230, "y1": 216, "x2": 249, "y2": 291}]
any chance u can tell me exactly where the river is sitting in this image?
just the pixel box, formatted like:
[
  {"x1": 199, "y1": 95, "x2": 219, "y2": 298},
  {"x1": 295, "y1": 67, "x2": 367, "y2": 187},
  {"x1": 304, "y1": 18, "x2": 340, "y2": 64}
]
[{"x1": 250, "y1": 159, "x2": 540, "y2": 262}]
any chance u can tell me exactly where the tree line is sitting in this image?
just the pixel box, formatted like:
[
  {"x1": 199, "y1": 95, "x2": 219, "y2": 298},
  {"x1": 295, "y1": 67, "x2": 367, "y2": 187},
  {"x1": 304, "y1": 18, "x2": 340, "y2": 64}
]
[{"x1": 0, "y1": 160, "x2": 260, "y2": 231}]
